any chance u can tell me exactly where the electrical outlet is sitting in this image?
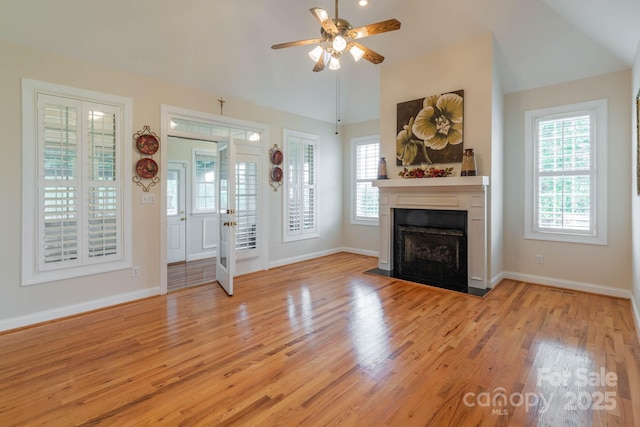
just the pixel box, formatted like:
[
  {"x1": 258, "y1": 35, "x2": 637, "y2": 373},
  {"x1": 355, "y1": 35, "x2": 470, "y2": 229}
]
[
  {"x1": 132, "y1": 266, "x2": 140, "y2": 277},
  {"x1": 536, "y1": 255, "x2": 543, "y2": 264}
]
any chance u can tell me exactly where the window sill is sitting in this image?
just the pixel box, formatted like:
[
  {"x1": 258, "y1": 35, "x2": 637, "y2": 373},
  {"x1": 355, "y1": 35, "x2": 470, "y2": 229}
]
[
  {"x1": 351, "y1": 219, "x2": 379, "y2": 227},
  {"x1": 525, "y1": 230, "x2": 607, "y2": 246}
]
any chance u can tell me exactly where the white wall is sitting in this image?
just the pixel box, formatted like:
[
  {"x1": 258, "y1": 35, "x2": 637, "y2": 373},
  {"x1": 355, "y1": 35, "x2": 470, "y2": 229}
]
[
  {"x1": 379, "y1": 32, "x2": 502, "y2": 281},
  {"x1": 490, "y1": 36, "x2": 505, "y2": 285},
  {"x1": 341, "y1": 119, "x2": 381, "y2": 255},
  {"x1": 0, "y1": 39, "x2": 343, "y2": 330},
  {"x1": 631, "y1": 43, "x2": 640, "y2": 321},
  {"x1": 504, "y1": 70, "x2": 632, "y2": 293}
]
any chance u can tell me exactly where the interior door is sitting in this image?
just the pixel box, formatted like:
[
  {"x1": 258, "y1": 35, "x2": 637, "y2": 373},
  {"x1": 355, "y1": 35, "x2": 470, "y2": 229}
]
[
  {"x1": 167, "y1": 162, "x2": 186, "y2": 263},
  {"x1": 216, "y1": 137, "x2": 236, "y2": 295}
]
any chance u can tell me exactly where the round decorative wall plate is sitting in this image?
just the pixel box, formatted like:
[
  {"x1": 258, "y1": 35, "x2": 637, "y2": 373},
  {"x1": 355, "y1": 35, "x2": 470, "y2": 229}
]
[
  {"x1": 270, "y1": 148, "x2": 283, "y2": 165},
  {"x1": 271, "y1": 166, "x2": 283, "y2": 182},
  {"x1": 136, "y1": 158, "x2": 159, "y2": 179},
  {"x1": 136, "y1": 134, "x2": 159, "y2": 155}
]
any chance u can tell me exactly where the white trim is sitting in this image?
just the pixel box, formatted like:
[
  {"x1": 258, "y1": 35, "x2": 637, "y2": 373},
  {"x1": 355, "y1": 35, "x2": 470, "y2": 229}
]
[
  {"x1": 268, "y1": 247, "x2": 344, "y2": 269},
  {"x1": 490, "y1": 271, "x2": 505, "y2": 289},
  {"x1": 351, "y1": 135, "x2": 380, "y2": 226},
  {"x1": 160, "y1": 105, "x2": 270, "y2": 295},
  {"x1": 267, "y1": 247, "x2": 377, "y2": 270},
  {"x1": 631, "y1": 296, "x2": 640, "y2": 342},
  {"x1": 0, "y1": 287, "x2": 158, "y2": 333},
  {"x1": 21, "y1": 79, "x2": 133, "y2": 286},
  {"x1": 502, "y1": 271, "x2": 632, "y2": 299},
  {"x1": 524, "y1": 99, "x2": 608, "y2": 245},
  {"x1": 341, "y1": 247, "x2": 379, "y2": 258},
  {"x1": 282, "y1": 129, "x2": 320, "y2": 242},
  {"x1": 187, "y1": 251, "x2": 217, "y2": 262}
]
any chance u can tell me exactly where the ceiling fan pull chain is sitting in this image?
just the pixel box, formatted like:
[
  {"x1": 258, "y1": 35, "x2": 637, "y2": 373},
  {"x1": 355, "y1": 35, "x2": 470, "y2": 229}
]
[{"x1": 335, "y1": 71, "x2": 341, "y2": 134}]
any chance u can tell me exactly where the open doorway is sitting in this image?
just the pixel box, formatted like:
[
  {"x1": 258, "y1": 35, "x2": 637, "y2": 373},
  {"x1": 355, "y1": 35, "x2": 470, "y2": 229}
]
[
  {"x1": 166, "y1": 136, "x2": 218, "y2": 292},
  {"x1": 160, "y1": 108, "x2": 268, "y2": 296}
]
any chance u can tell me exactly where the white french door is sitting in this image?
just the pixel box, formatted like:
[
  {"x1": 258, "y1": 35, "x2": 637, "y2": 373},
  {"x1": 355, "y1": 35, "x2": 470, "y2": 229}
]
[{"x1": 216, "y1": 138, "x2": 236, "y2": 295}]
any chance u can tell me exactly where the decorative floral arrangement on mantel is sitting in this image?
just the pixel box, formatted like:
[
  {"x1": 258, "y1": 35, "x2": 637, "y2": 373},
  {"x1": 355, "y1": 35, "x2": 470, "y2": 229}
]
[{"x1": 399, "y1": 167, "x2": 454, "y2": 178}]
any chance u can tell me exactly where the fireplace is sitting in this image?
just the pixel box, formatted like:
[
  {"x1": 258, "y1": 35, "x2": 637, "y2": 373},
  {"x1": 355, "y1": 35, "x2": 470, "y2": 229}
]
[
  {"x1": 394, "y1": 209, "x2": 467, "y2": 292},
  {"x1": 372, "y1": 176, "x2": 489, "y2": 294}
]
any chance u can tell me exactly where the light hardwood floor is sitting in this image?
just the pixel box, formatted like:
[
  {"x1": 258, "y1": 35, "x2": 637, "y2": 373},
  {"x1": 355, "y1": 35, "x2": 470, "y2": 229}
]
[
  {"x1": 1, "y1": 253, "x2": 639, "y2": 426},
  {"x1": 167, "y1": 258, "x2": 216, "y2": 292}
]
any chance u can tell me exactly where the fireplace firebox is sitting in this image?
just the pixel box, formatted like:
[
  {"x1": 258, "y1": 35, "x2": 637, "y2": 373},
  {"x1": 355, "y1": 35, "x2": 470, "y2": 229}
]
[{"x1": 393, "y1": 209, "x2": 467, "y2": 292}]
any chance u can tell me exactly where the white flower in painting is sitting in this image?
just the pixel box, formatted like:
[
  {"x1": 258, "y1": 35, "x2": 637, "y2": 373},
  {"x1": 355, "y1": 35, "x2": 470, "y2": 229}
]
[{"x1": 412, "y1": 93, "x2": 463, "y2": 150}]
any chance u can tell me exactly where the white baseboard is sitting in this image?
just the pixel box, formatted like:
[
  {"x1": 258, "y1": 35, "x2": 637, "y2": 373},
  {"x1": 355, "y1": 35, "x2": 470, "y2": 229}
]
[
  {"x1": 490, "y1": 271, "x2": 505, "y2": 289},
  {"x1": 187, "y1": 251, "x2": 216, "y2": 262},
  {"x1": 0, "y1": 287, "x2": 159, "y2": 333},
  {"x1": 340, "y1": 247, "x2": 379, "y2": 258},
  {"x1": 631, "y1": 294, "x2": 640, "y2": 341},
  {"x1": 501, "y1": 271, "x2": 633, "y2": 299},
  {"x1": 267, "y1": 247, "x2": 378, "y2": 270},
  {"x1": 268, "y1": 248, "x2": 344, "y2": 269}
]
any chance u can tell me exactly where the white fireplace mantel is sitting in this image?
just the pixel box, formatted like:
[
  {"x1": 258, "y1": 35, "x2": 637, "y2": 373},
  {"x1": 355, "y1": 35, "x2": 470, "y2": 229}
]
[
  {"x1": 373, "y1": 176, "x2": 490, "y2": 290},
  {"x1": 373, "y1": 175, "x2": 489, "y2": 189}
]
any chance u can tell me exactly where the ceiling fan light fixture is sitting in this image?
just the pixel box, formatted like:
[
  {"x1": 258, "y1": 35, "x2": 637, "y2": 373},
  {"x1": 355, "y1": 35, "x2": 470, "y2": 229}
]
[
  {"x1": 329, "y1": 56, "x2": 341, "y2": 70},
  {"x1": 308, "y1": 45, "x2": 324, "y2": 62},
  {"x1": 349, "y1": 44, "x2": 365, "y2": 62},
  {"x1": 332, "y1": 35, "x2": 347, "y2": 52}
]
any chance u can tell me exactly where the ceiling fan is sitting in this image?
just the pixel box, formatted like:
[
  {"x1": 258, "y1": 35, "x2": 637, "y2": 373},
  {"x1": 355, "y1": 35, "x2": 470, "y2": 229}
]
[{"x1": 271, "y1": 0, "x2": 401, "y2": 72}]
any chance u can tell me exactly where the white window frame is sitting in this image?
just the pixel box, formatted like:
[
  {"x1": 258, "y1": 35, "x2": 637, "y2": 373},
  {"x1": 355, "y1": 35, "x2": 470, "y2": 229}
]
[
  {"x1": 351, "y1": 135, "x2": 380, "y2": 226},
  {"x1": 283, "y1": 129, "x2": 319, "y2": 242},
  {"x1": 192, "y1": 149, "x2": 217, "y2": 214},
  {"x1": 524, "y1": 99, "x2": 607, "y2": 245},
  {"x1": 21, "y1": 79, "x2": 133, "y2": 285}
]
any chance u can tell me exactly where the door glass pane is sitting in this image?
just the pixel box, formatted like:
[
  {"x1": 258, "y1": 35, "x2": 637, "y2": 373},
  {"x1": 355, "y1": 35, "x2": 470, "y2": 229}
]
[
  {"x1": 219, "y1": 147, "x2": 229, "y2": 269},
  {"x1": 167, "y1": 170, "x2": 179, "y2": 216}
]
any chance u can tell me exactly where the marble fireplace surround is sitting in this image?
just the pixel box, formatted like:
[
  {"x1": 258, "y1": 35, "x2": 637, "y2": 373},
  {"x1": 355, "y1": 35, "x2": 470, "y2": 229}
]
[{"x1": 373, "y1": 176, "x2": 490, "y2": 290}]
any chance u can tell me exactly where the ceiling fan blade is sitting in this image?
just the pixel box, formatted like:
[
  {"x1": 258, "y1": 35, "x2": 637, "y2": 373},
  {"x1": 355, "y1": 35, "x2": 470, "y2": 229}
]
[
  {"x1": 271, "y1": 38, "x2": 324, "y2": 49},
  {"x1": 310, "y1": 7, "x2": 339, "y2": 35},
  {"x1": 353, "y1": 42, "x2": 385, "y2": 64},
  {"x1": 350, "y1": 19, "x2": 401, "y2": 39},
  {"x1": 312, "y1": 55, "x2": 325, "y2": 72}
]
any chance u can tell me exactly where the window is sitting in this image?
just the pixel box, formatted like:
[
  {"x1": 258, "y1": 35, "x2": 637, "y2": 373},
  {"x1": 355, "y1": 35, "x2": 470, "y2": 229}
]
[
  {"x1": 351, "y1": 136, "x2": 380, "y2": 225},
  {"x1": 283, "y1": 129, "x2": 318, "y2": 242},
  {"x1": 236, "y1": 155, "x2": 258, "y2": 252},
  {"x1": 524, "y1": 99, "x2": 607, "y2": 245},
  {"x1": 193, "y1": 150, "x2": 216, "y2": 213},
  {"x1": 22, "y1": 79, "x2": 132, "y2": 285}
]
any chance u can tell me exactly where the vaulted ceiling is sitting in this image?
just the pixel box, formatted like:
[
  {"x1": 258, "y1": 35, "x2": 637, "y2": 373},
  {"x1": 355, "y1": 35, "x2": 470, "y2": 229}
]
[{"x1": 1, "y1": 0, "x2": 638, "y2": 124}]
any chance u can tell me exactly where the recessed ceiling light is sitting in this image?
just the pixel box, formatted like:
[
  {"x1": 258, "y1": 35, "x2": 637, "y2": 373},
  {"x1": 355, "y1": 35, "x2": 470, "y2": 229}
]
[{"x1": 359, "y1": 0, "x2": 368, "y2": 6}]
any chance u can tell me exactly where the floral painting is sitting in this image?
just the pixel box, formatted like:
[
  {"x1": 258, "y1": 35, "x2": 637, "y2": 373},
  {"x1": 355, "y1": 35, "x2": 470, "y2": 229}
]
[{"x1": 396, "y1": 90, "x2": 464, "y2": 166}]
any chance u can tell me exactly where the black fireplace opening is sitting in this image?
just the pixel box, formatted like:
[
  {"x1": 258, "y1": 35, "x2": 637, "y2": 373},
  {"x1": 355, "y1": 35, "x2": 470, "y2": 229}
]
[{"x1": 392, "y1": 208, "x2": 468, "y2": 293}]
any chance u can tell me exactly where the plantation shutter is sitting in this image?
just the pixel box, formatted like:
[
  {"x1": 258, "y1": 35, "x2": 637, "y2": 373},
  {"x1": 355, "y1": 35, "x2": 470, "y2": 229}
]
[
  {"x1": 284, "y1": 130, "x2": 318, "y2": 241},
  {"x1": 535, "y1": 112, "x2": 594, "y2": 233},
  {"x1": 85, "y1": 102, "x2": 121, "y2": 264},
  {"x1": 355, "y1": 141, "x2": 379, "y2": 220},
  {"x1": 38, "y1": 95, "x2": 81, "y2": 270},
  {"x1": 235, "y1": 159, "x2": 258, "y2": 252},
  {"x1": 287, "y1": 137, "x2": 302, "y2": 234},
  {"x1": 302, "y1": 142, "x2": 316, "y2": 231},
  {"x1": 36, "y1": 94, "x2": 122, "y2": 272}
]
